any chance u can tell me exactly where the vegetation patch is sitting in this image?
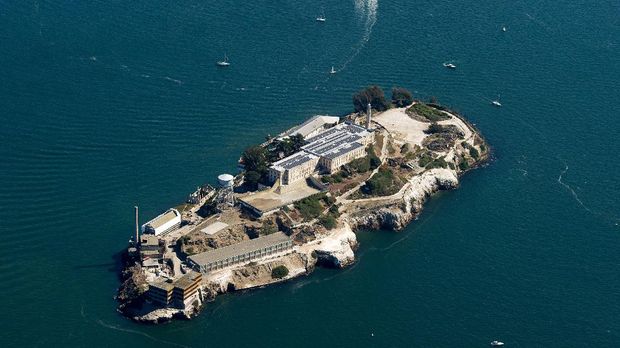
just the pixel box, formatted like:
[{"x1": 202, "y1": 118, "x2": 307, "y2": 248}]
[
  {"x1": 407, "y1": 103, "x2": 451, "y2": 122},
  {"x1": 391, "y1": 87, "x2": 413, "y2": 107},
  {"x1": 294, "y1": 193, "x2": 333, "y2": 221},
  {"x1": 271, "y1": 265, "x2": 289, "y2": 279},
  {"x1": 362, "y1": 167, "x2": 403, "y2": 196},
  {"x1": 353, "y1": 86, "x2": 390, "y2": 113}
]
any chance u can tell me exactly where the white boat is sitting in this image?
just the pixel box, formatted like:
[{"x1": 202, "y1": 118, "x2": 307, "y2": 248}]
[
  {"x1": 329, "y1": 66, "x2": 337, "y2": 74},
  {"x1": 316, "y1": 9, "x2": 326, "y2": 22},
  {"x1": 502, "y1": 26, "x2": 507, "y2": 32},
  {"x1": 443, "y1": 62, "x2": 456, "y2": 69},
  {"x1": 490, "y1": 341, "x2": 505, "y2": 346},
  {"x1": 491, "y1": 95, "x2": 502, "y2": 107},
  {"x1": 216, "y1": 54, "x2": 230, "y2": 67}
]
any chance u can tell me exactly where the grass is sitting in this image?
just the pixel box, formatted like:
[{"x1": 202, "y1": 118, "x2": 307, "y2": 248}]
[
  {"x1": 407, "y1": 103, "x2": 451, "y2": 122},
  {"x1": 363, "y1": 167, "x2": 402, "y2": 196}
]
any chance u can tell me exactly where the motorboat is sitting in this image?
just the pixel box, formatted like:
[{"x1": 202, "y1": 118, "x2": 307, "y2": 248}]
[
  {"x1": 490, "y1": 341, "x2": 505, "y2": 346},
  {"x1": 443, "y1": 62, "x2": 456, "y2": 69},
  {"x1": 491, "y1": 100, "x2": 502, "y2": 107}
]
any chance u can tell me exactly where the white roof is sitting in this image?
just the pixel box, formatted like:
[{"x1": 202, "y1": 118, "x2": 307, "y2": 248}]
[{"x1": 287, "y1": 115, "x2": 340, "y2": 139}]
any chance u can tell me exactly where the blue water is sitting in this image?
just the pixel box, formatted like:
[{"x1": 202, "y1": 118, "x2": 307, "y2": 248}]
[{"x1": 1, "y1": 0, "x2": 619, "y2": 346}]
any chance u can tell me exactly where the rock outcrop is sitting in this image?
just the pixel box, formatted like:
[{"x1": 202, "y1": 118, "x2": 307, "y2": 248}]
[
  {"x1": 349, "y1": 168, "x2": 459, "y2": 231},
  {"x1": 313, "y1": 224, "x2": 358, "y2": 268}
]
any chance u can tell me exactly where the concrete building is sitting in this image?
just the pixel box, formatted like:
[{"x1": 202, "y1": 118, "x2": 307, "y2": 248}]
[
  {"x1": 268, "y1": 122, "x2": 374, "y2": 186},
  {"x1": 140, "y1": 234, "x2": 163, "y2": 264},
  {"x1": 268, "y1": 151, "x2": 319, "y2": 185},
  {"x1": 147, "y1": 271, "x2": 202, "y2": 308},
  {"x1": 188, "y1": 232, "x2": 293, "y2": 273},
  {"x1": 281, "y1": 115, "x2": 340, "y2": 140},
  {"x1": 141, "y1": 208, "x2": 182, "y2": 236}
]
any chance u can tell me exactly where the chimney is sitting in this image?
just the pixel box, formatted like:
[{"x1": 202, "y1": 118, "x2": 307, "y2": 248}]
[
  {"x1": 366, "y1": 103, "x2": 372, "y2": 130},
  {"x1": 134, "y1": 205, "x2": 140, "y2": 246}
]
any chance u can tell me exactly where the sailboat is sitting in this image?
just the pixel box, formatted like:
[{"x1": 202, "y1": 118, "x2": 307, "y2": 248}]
[
  {"x1": 316, "y1": 9, "x2": 326, "y2": 22},
  {"x1": 329, "y1": 66, "x2": 337, "y2": 74},
  {"x1": 216, "y1": 54, "x2": 230, "y2": 67}
]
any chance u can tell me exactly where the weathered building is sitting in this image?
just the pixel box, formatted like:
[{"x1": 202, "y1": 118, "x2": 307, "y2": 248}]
[
  {"x1": 147, "y1": 271, "x2": 202, "y2": 309},
  {"x1": 188, "y1": 232, "x2": 293, "y2": 273}
]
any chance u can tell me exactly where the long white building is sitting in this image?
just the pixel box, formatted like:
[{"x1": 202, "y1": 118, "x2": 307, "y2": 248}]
[{"x1": 141, "y1": 208, "x2": 182, "y2": 236}]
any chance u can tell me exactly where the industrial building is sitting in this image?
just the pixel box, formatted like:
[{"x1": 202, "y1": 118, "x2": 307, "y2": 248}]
[
  {"x1": 280, "y1": 115, "x2": 340, "y2": 140},
  {"x1": 140, "y1": 234, "x2": 163, "y2": 267},
  {"x1": 148, "y1": 271, "x2": 202, "y2": 309},
  {"x1": 268, "y1": 122, "x2": 374, "y2": 186},
  {"x1": 141, "y1": 208, "x2": 182, "y2": 236},
  {"x1": 188, "y1": 232, "x2": 293, "y2": 273}
]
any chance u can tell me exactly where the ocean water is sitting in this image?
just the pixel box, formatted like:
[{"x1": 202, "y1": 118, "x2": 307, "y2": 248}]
[{"x1": 1, "y1": 0, "x2": 619, "y2": 346}]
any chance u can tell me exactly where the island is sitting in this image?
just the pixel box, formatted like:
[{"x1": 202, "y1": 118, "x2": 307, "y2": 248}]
[{"x1": 116, "y1": 86, "x2": 490, "y2": 323}]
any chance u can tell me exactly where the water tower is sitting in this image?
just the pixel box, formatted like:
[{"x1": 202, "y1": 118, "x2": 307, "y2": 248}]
[{"x1": 216, "y1": 173, "x2": 235, "y2": 208}]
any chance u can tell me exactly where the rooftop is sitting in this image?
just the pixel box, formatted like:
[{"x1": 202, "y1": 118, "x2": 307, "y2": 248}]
[
  {"x1": 189, "y1": 232, "x2": 291, "y2": 266},
  {"x1": 140, "y1": 234, "x2": 159, "y2": 246},
  {"x1": 285, "y1": 115, "x2": 340, "y2": 139},
  {"x1": 146, "y1": 209, "x2": 180, "y2": 229},
  {"x1": 271, "y1": 151, "x2": 318, "y2": 171},
  {"x1": 174, "y1": 271, "x2": 201, "y2": 290},
  {"x1": 302, "y1": 122, "x2": 370, "y2": 158}
]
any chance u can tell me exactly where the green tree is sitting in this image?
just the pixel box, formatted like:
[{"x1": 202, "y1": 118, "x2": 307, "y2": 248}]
[
  {"x1": 241, "y1": 146, "x2": 268, "y2": 173},
  {"x1": 391, "y1": 87, "x2": 413, "y2": 107},
  {"x1": 244, "y1": 170, "x2": 262, "y2": 190},
  {"x1": 271, "y1": 265, "x2": 289, "y2": 279},
  {"x1": 353, "y1": 86, "x2": 390, "y2": 113}
]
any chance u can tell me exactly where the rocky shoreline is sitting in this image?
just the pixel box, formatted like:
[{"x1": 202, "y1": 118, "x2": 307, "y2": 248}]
[{"x1": 117, "y1": 101, "x2": 489, "y2": 324}]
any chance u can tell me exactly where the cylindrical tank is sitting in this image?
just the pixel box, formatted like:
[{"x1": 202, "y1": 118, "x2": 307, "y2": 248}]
[{"x1": 217, "y1": 174, "x2": 234, "y2": 188}]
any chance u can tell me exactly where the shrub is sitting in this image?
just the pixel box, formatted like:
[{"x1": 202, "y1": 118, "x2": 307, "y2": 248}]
[
  {"x1": 364, "y1": 168, "x2": 400, "y2": 196},
  {"x1": 261, "y1": 220, "x2": 277, "y2": 235},
  {"x1": 271, "y1": 265, "x2": 289, "y2": 279},
  {"x1": 469, "y1": 147, "x2": 480, "y2": 159},
  {"x1": 349, "y1": 157, "x2": 371, "y2": 173},
  {"x1": 459, "y1": 159, "x2": 470, "y2": 171},
  {"x1": 427, "y1": 157, "x2": 448, "y2": 169},
  {"x1": 294, "y1": 193, "x2": 326, "y2": 220},
  {"x1": 391, "y1": 87, "x2": 413, "y2": 107},
  {"x1": 418, "y1": 152, "x2": 434, "y2": 167},
  {"x1": 353, "y1": 86, "x2": 390, "y2": 113},
  {"x1": 408, "y1": 103, "x2": 450, "y2": 122},
  {"x1": 319, "y1": 214, "x2": 337, "y2": 229}
]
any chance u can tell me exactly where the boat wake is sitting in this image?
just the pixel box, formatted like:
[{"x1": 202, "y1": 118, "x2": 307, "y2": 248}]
[
  {"x1": 557, "y1": 164, "x2": 591, "y2": 214},
  {"x1": 94, "y1": 319, "x2": 191, "y2": 348},
  {"x1": 338, "y1": 0, "x2": 378, "y2": 72}
]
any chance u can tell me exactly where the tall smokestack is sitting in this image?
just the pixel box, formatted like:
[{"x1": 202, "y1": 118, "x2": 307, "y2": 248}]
[
  {"x1": 366, "y1": 103, "x2": 372, "y2": 130},
  {"x1": 134, "y1": 205, "x2": 139, "y2": 246}
]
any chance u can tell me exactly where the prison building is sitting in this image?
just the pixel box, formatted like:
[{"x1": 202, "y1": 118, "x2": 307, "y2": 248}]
[
  {"x1": 268, "y1": 122, "x2": 374, "y2": 186},
  {"x1": 280, "y1": 115, "x2": 340, "y2": 140},
  {"x1": 141, "y1": 208, "x2": 182, "y2": 236},
  {"x1": 268, "y1": 151, "x2": 319, "y2": 185},
  {"x1": 188, "y1": 232, "x2": 293, "y2": 273},
  {"x1": 140, "y1": 234, "x2": 163, "y2": 266},
  {"x1": 147, "y1": 271, "x2": 202, "y2": 308}
]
